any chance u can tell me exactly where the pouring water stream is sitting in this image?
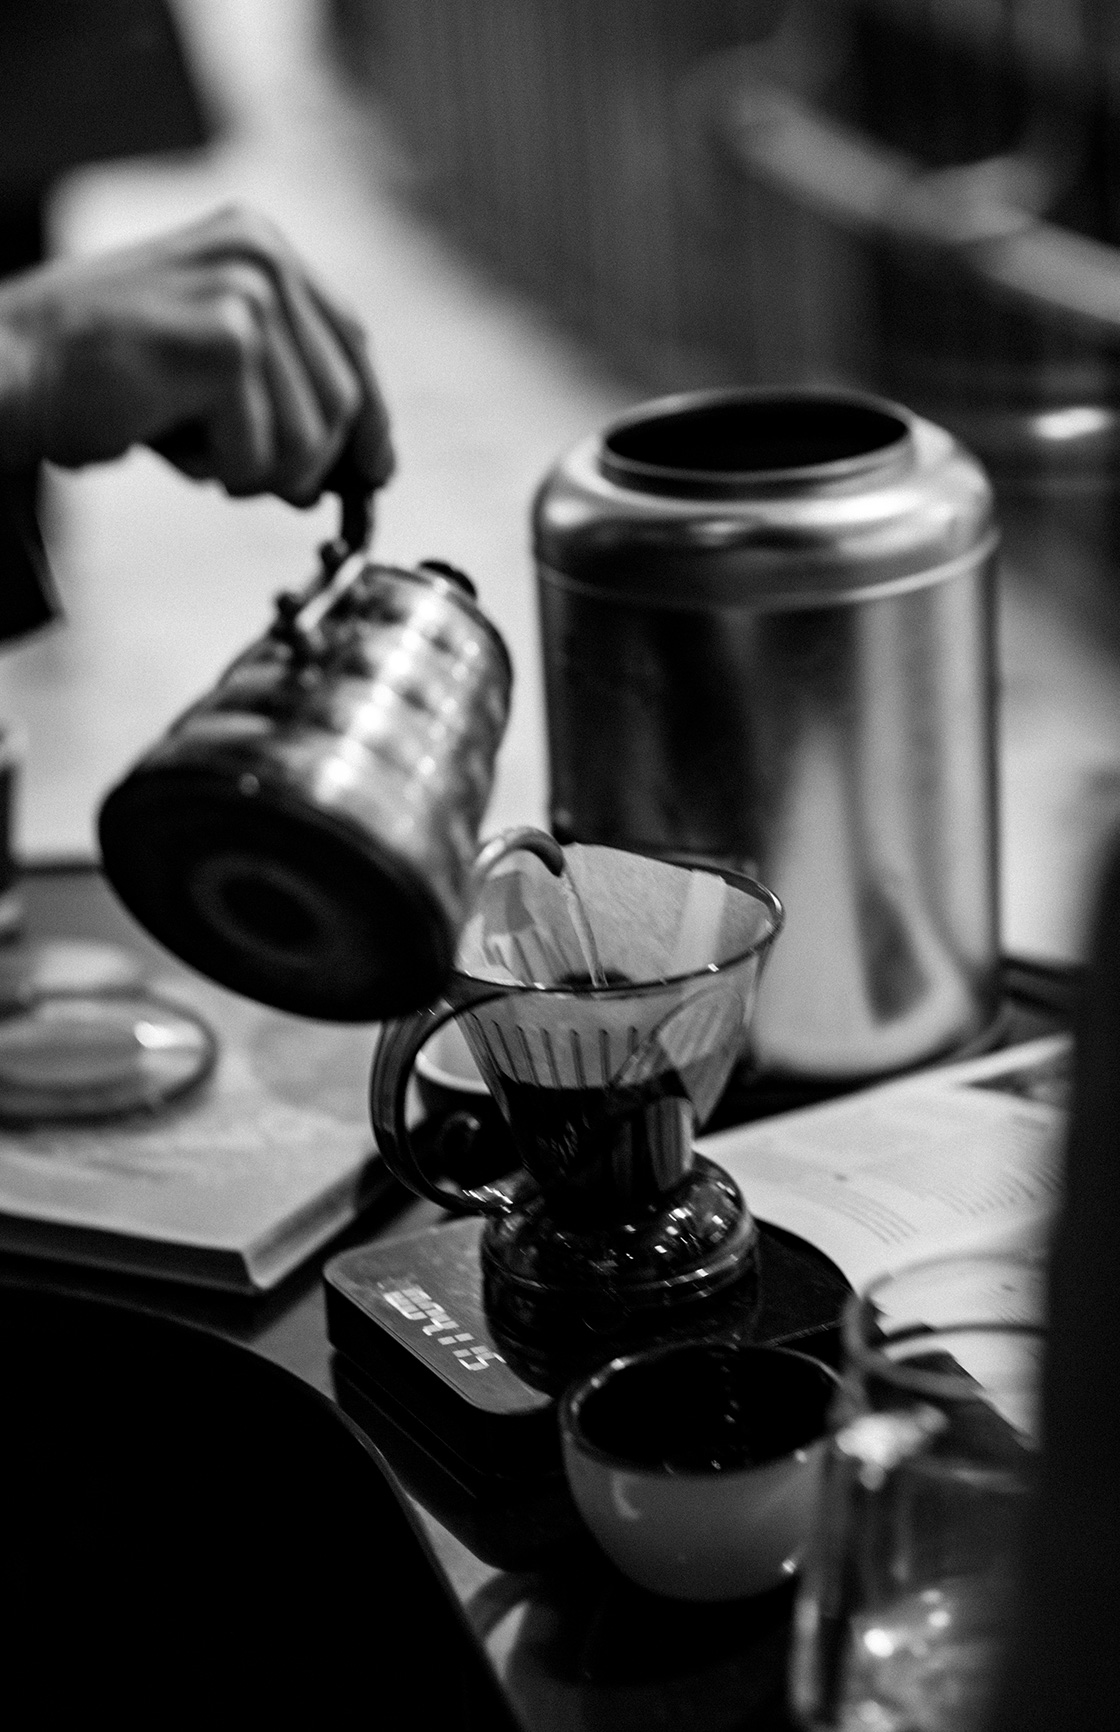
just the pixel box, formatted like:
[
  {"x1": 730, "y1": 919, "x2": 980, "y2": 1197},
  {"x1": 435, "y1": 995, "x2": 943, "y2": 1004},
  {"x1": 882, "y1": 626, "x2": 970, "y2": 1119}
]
[
  {"x1": 558, "y1": 873, "x2": 607, "y2": 987},
  {"x1": 472, "y1": 826, "x2": 607, "y2": 987}
]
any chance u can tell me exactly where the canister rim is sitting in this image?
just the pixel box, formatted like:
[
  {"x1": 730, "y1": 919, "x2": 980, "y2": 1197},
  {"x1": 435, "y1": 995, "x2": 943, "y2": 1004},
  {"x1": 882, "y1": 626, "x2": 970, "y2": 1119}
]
[
  {"x1": 537, "y1": 530, "x2": 999, "y2": 612},
  {"x1": 534, "y1": 390, "x2": 996, "y2": 604},
  {"x1": 598, "y1": 386, "x2": 914, "y2": 500}
]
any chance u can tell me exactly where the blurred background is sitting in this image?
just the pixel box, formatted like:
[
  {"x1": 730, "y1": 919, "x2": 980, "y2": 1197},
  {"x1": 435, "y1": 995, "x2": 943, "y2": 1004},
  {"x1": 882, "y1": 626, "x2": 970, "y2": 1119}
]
[{"x1": 4, "y1": 0, "x2": 1120, "y2": 962}]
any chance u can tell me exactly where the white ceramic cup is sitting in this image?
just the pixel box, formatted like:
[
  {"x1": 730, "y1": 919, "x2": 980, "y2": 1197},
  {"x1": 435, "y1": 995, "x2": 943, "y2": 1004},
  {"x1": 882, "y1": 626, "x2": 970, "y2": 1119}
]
[
  {"x1": 559, "y1": 1339, "x2": 839, "y2": 1601},
  {"x1": 414, "y1": 1017, "x2": 488, "y2": 1097}
]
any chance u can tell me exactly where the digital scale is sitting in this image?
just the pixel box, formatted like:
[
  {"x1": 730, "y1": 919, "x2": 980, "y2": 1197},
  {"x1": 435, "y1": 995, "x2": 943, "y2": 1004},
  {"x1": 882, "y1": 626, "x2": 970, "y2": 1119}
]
[{"x1": 324, "y1": 1212, "x2": 851, "y2": 1566}]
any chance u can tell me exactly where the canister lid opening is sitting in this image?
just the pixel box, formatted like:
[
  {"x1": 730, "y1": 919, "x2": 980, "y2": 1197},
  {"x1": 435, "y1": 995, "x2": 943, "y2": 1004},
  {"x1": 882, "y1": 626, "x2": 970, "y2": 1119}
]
[{"x1": 600, "y1": 392, "x2": 910, "y2": 498}]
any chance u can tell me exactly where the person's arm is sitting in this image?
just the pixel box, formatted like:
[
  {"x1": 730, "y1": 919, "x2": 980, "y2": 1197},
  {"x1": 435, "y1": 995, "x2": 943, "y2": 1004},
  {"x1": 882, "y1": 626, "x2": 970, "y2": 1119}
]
[{"x1": 0, "y1": 204, "x2": 394, "y2": 502}]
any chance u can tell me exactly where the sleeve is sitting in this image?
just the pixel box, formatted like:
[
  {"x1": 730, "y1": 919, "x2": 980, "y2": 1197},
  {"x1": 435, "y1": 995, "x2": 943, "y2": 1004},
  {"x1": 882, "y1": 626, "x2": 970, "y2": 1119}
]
[{"x1": 0, "y1": 471, "x2": 61, "y2": 645}]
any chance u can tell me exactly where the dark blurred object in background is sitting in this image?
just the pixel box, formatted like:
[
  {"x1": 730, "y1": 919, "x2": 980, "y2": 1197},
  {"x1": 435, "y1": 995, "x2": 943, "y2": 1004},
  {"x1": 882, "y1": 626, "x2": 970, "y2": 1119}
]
[
  {"x1": 708, "y1": 0, "x2": 1120, "y2": 641},
  {"x1": 0, "y1": 0, "x2": 213, "y2": 537},
  {"x1": 327, "y1": 0, "x2": 785, "y2": 387},
  {"x1": 987, "y1": 823, "x2": 1120, "y2": 1731},
  {"x1": 331, "y1": 0, "x2": 1120, "y2": 649},
  {"x1": 0, "y1": 0, "x2": 213, "y2": 278}
]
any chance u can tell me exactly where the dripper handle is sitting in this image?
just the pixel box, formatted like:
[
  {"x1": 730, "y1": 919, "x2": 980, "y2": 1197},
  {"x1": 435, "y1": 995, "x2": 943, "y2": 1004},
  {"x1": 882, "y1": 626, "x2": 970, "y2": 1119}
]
[
  {"x1": 370, "y1": 828, "x2": 563, "y2": 1211},
  {"x1": 369, "y1": 977, "x2": 517, "y2": 1217}
]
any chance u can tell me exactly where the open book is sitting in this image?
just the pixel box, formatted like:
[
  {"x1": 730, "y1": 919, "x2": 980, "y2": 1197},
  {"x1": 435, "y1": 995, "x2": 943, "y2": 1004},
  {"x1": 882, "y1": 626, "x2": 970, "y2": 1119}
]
[
  {"x1": 698, "y1": 1035, "x2": 1070, "y2": 1291},
  {"x1": 0, "y1": 970, "x2": 384, "y2": 1294}
]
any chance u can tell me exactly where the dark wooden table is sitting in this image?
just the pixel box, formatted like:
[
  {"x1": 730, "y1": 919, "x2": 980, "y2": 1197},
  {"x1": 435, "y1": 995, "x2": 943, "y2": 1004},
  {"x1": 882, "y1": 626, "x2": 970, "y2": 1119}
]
[{"x1": 1, "y1": 861, "x2": 1073, "y2": 1731}]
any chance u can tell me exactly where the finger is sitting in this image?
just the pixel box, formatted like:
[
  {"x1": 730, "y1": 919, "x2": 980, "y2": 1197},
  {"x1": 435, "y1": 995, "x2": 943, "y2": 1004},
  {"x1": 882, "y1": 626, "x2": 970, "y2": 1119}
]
[
  {"x1": 150, "y1": 208, "x2": 394, "y2": 492},
  {"x1": 208, "y1": 364, "x2": 277, "y2": 497},
  {"x1": 181, "y1": 208, "x2": 359, "y2": 431},
  {"x1": 267, "y1": 272, "x2": 361, "y2": 446},
  {"x1": 255, "y1": 312, "x2": 341, "y2": 504},
  {"x1": 307, "y1": 289, "x2": 395, "y2": 490},
  {"x1": 172, "y1": 263, "x2": 322, "y2": 500},
  {"x1": 247, "y1": 240, "x2": 392, "y2": 492},
  {"x1": 255, "y1": 232, "x2": 394, "y2": 491},
  {"x1": 234, "y1": 265, "x2": 357, "y2": 501},
  {"x1": 218, "y1": 260, "x2": 340, "y2": 499},
  {"x1": 184, "y1": 296, "x2": 278, "y2": 496},
  {"x1": 186, "y1": 217, "x2": 382, "y2": 494}
]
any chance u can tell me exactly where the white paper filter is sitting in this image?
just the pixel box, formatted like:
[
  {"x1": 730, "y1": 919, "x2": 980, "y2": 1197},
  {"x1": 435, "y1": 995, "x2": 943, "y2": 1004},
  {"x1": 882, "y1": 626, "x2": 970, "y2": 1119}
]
[{"x1": 455, "y1": 845, "x2": 773, "y2": 1093}]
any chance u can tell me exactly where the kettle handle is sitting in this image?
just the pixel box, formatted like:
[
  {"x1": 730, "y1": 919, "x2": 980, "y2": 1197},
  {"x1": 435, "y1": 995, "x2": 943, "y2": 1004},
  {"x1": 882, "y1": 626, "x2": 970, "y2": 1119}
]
[
  {"x1": 322, "y1": 443, "x2": 375, "y2": 554},
  {"x1": 269, "y1": 443, "x2": 378, "y2": 654},
  {"x1": 370, "y1": 826, "x2": 565, "y2": 1213},
  {"x1": 369, "y1": 978, "x2": 519, "y2": 1218}
]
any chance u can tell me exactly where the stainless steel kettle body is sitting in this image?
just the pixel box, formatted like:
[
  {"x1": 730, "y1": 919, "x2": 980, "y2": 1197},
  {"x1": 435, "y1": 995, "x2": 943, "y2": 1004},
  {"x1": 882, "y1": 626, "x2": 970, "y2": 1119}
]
[
  {"x1": 99, "y1": 554, "x2": 512, "y2": 1022},
  {"x1": 534, "y1": 388, "x2": 1000, "y2": 1080}
]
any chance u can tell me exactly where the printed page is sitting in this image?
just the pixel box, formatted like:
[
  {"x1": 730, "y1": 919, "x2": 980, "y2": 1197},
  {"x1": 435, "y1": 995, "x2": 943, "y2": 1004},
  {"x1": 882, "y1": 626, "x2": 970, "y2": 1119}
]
[{"x1": 698, "y1": 1035, "x2": 1070, "y2": 1290}]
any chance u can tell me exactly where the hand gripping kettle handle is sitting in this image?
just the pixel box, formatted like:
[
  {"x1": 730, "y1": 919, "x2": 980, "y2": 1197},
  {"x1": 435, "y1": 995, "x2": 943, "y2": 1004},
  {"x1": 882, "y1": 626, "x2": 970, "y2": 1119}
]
[{"x1": 369, "y1": 977, "x2": 517, "y2": 1218}]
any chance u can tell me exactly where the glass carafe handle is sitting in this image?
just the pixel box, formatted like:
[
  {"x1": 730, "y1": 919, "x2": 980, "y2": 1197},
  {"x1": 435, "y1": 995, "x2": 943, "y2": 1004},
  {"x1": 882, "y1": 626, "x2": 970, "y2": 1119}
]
[
  {"x1": 369, "y1": 976, "x2": 517, "y2": 1217},
  {"x1": 370, "y1": 825, "x2": 563, "y2": 1213}
]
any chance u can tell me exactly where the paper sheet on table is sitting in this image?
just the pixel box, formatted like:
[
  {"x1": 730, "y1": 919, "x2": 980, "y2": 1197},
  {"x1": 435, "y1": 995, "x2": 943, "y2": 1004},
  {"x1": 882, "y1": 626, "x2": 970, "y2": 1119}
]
[{"x1": 698, "y1": 1034, "x2": 1070, "y2": 1292}]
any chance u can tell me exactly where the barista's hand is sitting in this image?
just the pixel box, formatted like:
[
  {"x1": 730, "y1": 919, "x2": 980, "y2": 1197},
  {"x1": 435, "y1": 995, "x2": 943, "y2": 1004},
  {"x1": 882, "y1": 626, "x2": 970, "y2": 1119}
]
[{"x1": 0, "y1": 205, "x2": 393, "y2": 504}]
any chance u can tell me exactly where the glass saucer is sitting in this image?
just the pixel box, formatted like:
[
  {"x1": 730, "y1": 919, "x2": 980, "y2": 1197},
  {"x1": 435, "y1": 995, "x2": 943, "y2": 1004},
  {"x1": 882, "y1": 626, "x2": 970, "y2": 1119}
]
[{"x1": 0, "y1": 989, "x2": 217, "y2": 1123}]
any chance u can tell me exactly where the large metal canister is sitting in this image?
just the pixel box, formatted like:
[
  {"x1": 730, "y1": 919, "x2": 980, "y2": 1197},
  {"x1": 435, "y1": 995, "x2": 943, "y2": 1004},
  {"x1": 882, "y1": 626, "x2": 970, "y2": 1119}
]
[
  {"x1": 534, "y1": 388, "x2": 1000, "y2": 1080},
  {"x1": 98, "y1": 558, "x2": 512, "y2": 1022}
]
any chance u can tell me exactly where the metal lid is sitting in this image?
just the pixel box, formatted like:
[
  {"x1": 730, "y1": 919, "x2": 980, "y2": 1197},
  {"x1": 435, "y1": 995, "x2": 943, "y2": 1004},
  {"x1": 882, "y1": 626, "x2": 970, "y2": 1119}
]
[{"x1": 533, "y1": 387, "x2": 997, "y2": 609}]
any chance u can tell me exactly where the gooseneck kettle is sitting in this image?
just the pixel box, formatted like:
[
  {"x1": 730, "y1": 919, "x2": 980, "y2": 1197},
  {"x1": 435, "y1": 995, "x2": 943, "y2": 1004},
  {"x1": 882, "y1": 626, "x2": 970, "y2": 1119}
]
[{"x1": 98, "y1": 479, "x2": 513, "y2": 1022}]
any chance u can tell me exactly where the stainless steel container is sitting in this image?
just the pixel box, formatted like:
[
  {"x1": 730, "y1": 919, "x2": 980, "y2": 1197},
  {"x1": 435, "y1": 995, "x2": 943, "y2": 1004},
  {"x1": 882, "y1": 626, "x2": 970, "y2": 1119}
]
[
  {"x1": 98, "y1": 555, "x2": 512, "y2": 1022},
  {"x1": 534, "y1": 387, "x2": 1000, "y2": 1079}
]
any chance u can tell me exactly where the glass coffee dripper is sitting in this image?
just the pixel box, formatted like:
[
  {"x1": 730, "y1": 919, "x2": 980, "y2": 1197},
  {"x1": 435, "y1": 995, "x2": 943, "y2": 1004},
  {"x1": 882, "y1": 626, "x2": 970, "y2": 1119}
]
[{"x1": 370, "y1": 829, "x2": 783, "y2": 1390}]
